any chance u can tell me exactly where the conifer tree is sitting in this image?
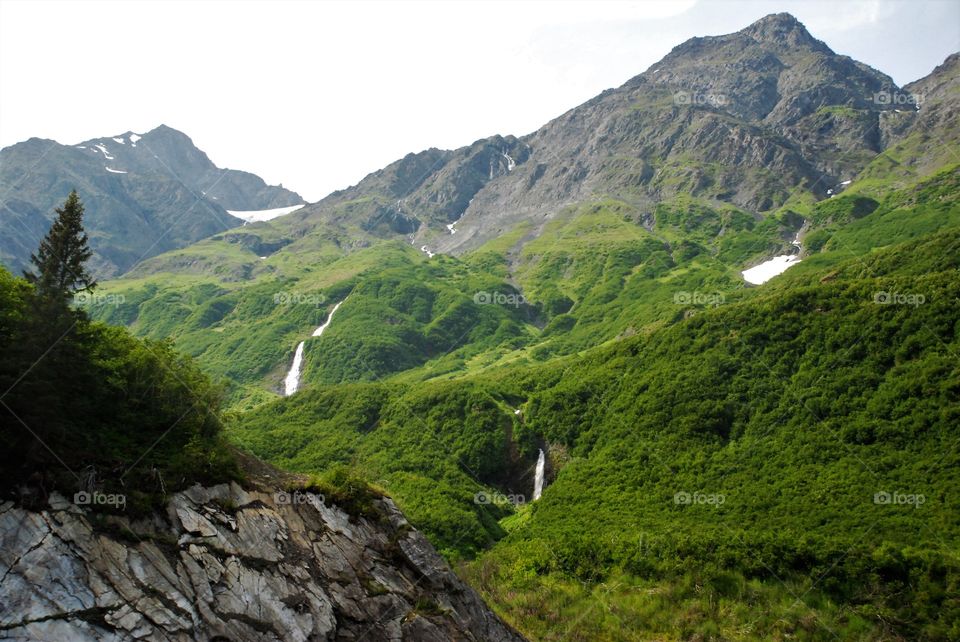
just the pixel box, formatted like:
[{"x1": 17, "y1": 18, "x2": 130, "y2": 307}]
[{"x1": 24, "y1": 190, "x2": 96, "y2": 300}]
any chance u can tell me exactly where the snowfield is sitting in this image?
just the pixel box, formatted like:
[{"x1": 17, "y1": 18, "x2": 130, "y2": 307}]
[
  {"x1": 226, "y1": 204, "x2": 305, "y2": 223},
  {"x1": 742, "y1": 255, "x2": 802, "y2": 285}
]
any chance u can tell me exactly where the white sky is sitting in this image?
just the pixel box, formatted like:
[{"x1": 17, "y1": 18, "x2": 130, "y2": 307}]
[{"x1": 1, "y1": 0, "x2": 957, "y2": 202}]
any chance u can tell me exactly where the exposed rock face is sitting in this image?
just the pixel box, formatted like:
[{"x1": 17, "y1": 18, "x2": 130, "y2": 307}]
[
  {"x1": 0, "y1": 485, "x2": 525, "y2": 641},
  {"x1": 432, "y1": 13, "x2": 902, "y2": 256},
  {"x1": 284, "y1": 135, "x2": 529, "y2": 240},
  {"x1": 253, "y1": 13, "x2": 946, "y2": 265}
]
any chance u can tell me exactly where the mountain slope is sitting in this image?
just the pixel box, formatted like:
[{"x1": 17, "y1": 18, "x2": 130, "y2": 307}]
[
  {"x1": 0, "y1": 264, "x2": 523, "y2": 642},
  {"x1": 85, "y1": 15, "x2": 958, "y2": 411},
  {"x1": 0, "y1": 125, "x2": 303, "y2": 277},
  {"x1": 39, "y1": 12, "x2": 960, "y2": 641},
  {"x1": 433, "y1": 13, "x2": 907, "y2": 256},
  {"x1": 231, "y1": 224, "x2": 960, "y2": 641}
]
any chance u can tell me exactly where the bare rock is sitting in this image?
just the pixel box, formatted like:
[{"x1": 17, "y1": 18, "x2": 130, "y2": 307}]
[{"x1": 0, "y1": 484, "x2": 526, "y2": 641}]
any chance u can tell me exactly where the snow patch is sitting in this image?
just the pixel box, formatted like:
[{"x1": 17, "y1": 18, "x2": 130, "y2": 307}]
[
  {"x1": 226, "y1": 204, "x2": 305, "y2": 223},
  {"x1": 420, "y1": 245, "x2": 435, "y2": 258},
  {"x1": 501, "y1": 151, "x2": 516, "y2": 171},
  {"x1": 75, "y1": 146, "x2": 86, "y2": 149},
  {"x1": 128, "y1": 133, "x2": 141, "y2": 147},
  {"x1": 94, "y1": 144, "x2": 114, "y2": 160},
  {"x1": 742, "y1": 255, "x2": 802, "y2": 285},
  {"x1": 446, "y1": 223, "x2": 457, "y2": 235},
  {"x1": 104, "y1": 166, "x2": 128, "y2": 174},
  {"x1": 112, "y1": 137, "x2": 125, "y2": 145}
]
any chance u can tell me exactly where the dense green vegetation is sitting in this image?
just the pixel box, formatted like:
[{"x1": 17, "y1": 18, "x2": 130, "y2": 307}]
[
  {"x1": 229, "y1": 379, "x2": 522, "y2": 557},
  {"x1": 470, "y1": 243, "x2": 959, "y2": 640},
  {"x1": 51, "y1": 154, "x2": 960, "y2": 640},
  {"x1": 226, "y1": 165, "x2": 960, "y2": 640},
  {"x1": 87, "y1": 193, "x2": 796, "y2": 403},
  {"x1": 0, "y1": 194, "x2": 238, "y2": 512},
  {"x1": 231, "y1": 224, "x2": 960, "y2": 639}
]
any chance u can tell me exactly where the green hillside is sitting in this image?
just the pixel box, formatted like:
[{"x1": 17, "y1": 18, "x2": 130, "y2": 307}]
[
  {"x1": 58, "y1": 17, "x2": 959, "y2": 640},
  {"x1": 224, "y1": 171, "x2": 960, "y2": 639},
  {"x1": 226, "y1": 226, "x2": 959, "y2": 640}
]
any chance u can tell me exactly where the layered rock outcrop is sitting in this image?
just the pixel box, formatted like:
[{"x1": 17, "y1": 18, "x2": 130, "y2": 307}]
[{"x1": 0, "y1": 483, "x2": 524, "y2": 641}]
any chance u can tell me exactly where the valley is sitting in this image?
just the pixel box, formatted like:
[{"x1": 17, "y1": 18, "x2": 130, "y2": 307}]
[{"x1": 1, "y1": 9, "x2": 958, "y2": 642}]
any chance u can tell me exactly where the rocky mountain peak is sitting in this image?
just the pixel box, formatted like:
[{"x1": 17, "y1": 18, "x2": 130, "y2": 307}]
[{"x1": 739, "y1": 12, "x2": 831, "y2": 53}]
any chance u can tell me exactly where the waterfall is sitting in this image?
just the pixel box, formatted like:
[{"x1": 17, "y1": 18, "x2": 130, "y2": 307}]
[
  {"x1": 533, "y1": 449, "x2": 546, "y2": 501},
  {"x1": 283, "y1": 341, "x2": 307, "y2": 396},
  {"x1": 311, "y1": 299, "x2": 345, "y2": 337},
  {"x1": 283, "y1": 299, "x2": 346, "y2": 397}
]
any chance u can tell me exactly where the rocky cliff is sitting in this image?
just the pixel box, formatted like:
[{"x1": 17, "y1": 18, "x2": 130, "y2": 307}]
[{"x1": 0, "y1": 483, "x2": 525, "y2": 641}]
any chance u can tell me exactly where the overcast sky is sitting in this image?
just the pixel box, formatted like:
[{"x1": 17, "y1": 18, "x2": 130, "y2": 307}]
[{"x1": 1, "y1": 0, "x2": 957, "y2": 202}]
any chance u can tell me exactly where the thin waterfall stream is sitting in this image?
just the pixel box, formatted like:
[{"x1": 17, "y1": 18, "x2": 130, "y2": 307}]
[
  {"x1": 533, "y1": 449, "x2": 546, "y2": 501},
  {"x1": 283, "y1": 299, "x2": 346, "y2": 396}
]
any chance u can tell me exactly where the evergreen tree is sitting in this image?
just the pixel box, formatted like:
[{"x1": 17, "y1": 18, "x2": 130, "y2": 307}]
[{"x1": 24, "y1": 190, "x2": 96, "y2": 301}]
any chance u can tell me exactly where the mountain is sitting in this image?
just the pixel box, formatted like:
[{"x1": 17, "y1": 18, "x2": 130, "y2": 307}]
[
  {"x1": 207, "y1": 12, "x2": 921, "y2": 260},
  {"x1": 0, "y1": 125, "x2": 303, "y2": 278},
  {"x1": 865, "y1": 51, "x2": 960, "y2": 185},
  {"x1": 87, "y1": 18, "x2": 959, "y2": 404},
  {"x1": 69, "y1": 15, "x2": 960, "y2": 639},
  {"x1": 432, "y1": 13, "x2": 909, "y2": 255}
]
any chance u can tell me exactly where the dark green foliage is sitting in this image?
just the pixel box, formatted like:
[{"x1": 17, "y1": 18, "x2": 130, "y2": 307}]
[
  {"x1": 229, "y1": 377, "x2": 525, "y2": 558},
  {"x1": 0, "y1": 265, "x2": 239, "y2": 510},
  {"x1": 809, "y1": 194, "x2": 880, "y2": 225}
]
